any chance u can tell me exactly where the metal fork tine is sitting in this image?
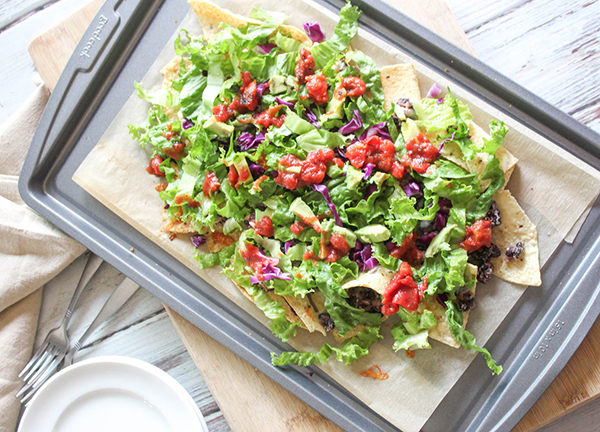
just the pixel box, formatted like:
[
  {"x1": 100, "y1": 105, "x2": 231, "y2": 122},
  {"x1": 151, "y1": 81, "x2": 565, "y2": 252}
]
[
  {"x1": 15, "y1": 380, "x2": 34, "y2": 398},
  {"x1": 20, "y1": 353, "x2": 65, "y2": 404},
  {"x1": 25, "y1": 345, "x2": 57, "y2": 384},
  {"x1": 18, "y1": 341, "x2": 49, "y2": 378},
  {"x1": 21, "y1": 347, "x2": 53, "y2": 383}
]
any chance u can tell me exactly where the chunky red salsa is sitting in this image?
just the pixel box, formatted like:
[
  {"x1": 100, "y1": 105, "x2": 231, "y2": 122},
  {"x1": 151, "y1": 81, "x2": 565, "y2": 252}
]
[
  {"x1": 229, "y1": 71, "x2": 259, "y2": 113},
  {"x1": 212, "y1": 103, "x2": 234, "y2": 122},
  {"x1": 346, "y1": 135, "x2": 404, "y2": 179},
  {"x1": 274, "y1": 148, "x2": 335, "y2": 190},
  {"x1": 459, "y1": 219, "x2": 492, "y2": 253},
  {"x1": 241, "y1": 242, "x2": 279, "y2": 281},
  {"x1": 228, "y1": 164, "x2": 250, "y2": 189},
  {"x1": 305, "y1": 74, "x2": 329, "y2": 105},
  {"x1": 202, "y1": 171, "x2": 220, "y2": 197},
  {"x1": 382, "y1": 262, "x2": 426, "y2": 314},
  {"x1": 254, "y1": 105, "x2": 286, "y2": 128},
  {"x1": 295, "y1": 48, "x2": 315, "y2": 84},
  {"x1": 255, "y1": 215, "x2": 274, "y2": 237},
  {"x1": 147, "y1": 155, "x2": 165, "y2": 177},
  {"x1": 401, "y1": 133, "x2": 439, "y2": 174},
  {"x1": 334, "y1": 76, "x2": 366, "y2": 100},
  {"x1": 388, "y1": 233, "x2": 423, "y2": 267},
  {"x1": 163, "y1": 142, "x2": 185, "y2": 161}
]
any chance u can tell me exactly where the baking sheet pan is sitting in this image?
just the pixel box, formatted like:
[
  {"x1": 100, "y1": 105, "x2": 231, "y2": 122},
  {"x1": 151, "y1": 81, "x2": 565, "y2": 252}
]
[{"x1": 18, "y1": 0, "x2": 600, "y2": 430}]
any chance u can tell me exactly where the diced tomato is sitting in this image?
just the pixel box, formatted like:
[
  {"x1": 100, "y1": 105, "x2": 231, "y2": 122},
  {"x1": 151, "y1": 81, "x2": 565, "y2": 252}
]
[
  {"x1": 212, "y1": 103, "x2": 234, "y2": 122},
  {"x1": 255, "y1": 216, "x2": 274, "y2": 237},
  {"x1": 274, "y1": 148, "x2": 335, "y2": 190},
  {"x1": 290, "y1": 220, "x2": 305, "y2": 235},
  {"x1": 163, "y1": 142, "x2": 185, "y2": 160},
  {"x1": 254, "y1": 105, "x2": 286, "y2": 129},
  {"x1": 202, "y1": 171, "x2": 220, "y2": 197},
  {"x1": 229, "y1": 71, "x2": 259, "y2": 113},
  {"x1": 295, "y1": 48, "x2": 315, "y2": 84},
  {"x1": 334, "y1": 76, "x2": 366, "y2": 100},
  {"x1": 401, "y1": 133, "x2": 439, "y2": 174},
  {"x1": 346, "y1": 135, "x2": 397, "y2": 173},
  {"x1": 390, "y1": 161, "x2": 405, "y2": 179},
  {"x1": 459, "y1": 220, "x2": 492, "y2": 253},
  {"x1": 381, "y1": 262, "x2": 426, "y2": 314},
  {"x1": 305, "y1": 74, "x2": 329, "y2": 105},
  {"x1": 239, "y1": 167, "x2": 250, "y2": 183},
  {"x1": 146, "y1": 155, "x2": 165, "y2": 177},
  {"x1": 333, "y1": 157, "x2": 345, "y2": 168}
]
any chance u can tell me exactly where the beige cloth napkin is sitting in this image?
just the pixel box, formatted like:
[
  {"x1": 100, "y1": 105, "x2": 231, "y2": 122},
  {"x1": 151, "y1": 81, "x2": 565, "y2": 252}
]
[{"x1": 0, "y1": 84, "x2": 85, "y2": 432}]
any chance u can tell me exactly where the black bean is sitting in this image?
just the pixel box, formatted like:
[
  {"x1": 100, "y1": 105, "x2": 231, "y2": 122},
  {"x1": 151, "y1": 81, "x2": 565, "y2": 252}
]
[
  {"x1": 319, "y1": 313, "x2": 335, "y2": 332},
  {"x1": 477, "y1": 261, "x2": 494, "y2": 284},
  {"x1": 485, "y1": 201, "x2": 501, "y2": 227},
  {"x1": 505, "y1": 242, "x2": 524, "y2": 259},
  {"x1": 457, "y1": 290, "x2": 475, "y2": 312}
]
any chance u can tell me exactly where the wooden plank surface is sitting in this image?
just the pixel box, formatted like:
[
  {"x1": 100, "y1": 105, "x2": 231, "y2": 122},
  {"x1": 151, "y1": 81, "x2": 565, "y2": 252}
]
[{"x1": 23, "y1": 0, "x2": 600, "y2": 431}]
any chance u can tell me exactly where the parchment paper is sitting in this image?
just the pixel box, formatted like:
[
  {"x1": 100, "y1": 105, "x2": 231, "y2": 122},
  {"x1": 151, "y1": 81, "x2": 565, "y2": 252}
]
[{"x1": 72, "y1": 2, "x2": 600, "y2": 431}]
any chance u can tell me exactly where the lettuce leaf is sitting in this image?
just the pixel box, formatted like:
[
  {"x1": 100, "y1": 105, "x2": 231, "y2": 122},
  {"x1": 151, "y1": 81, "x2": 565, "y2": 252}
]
[
  {"x1": 466, "y1": 155, "x2": 505, "y2": 224},
  {"x1": 445, "y1": 301, "x2": 502, "y2": 374},
  {"x1": 391, "y1": 327, "x2": 431, "y2": 351},
  {"x1": 271, "y1": 326, "x2": 382, "y2": 366},
  {"x1": 310, "y1": 3, "x2": 361, "y2": 68}
]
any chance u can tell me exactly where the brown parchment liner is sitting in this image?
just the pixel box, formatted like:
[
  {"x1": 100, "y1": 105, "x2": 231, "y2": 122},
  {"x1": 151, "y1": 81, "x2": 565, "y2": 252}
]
[{"x1": 72, "y1": 2, "x2": 600, "y2": 431}]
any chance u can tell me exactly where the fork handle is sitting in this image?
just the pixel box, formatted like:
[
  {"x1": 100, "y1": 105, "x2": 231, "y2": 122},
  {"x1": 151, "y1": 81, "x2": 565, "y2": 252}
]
[{"x1": 60, "y1": 253, "x2": 103, "y2": 326}]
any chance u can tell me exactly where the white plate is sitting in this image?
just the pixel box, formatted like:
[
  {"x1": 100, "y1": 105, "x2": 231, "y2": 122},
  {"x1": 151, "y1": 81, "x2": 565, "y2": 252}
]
[{"x1": 19, "y1": 356, "x2": 208, "y2": 432}]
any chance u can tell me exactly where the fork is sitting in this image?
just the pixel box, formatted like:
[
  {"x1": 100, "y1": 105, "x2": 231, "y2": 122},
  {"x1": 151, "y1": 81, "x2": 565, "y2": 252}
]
[{"x1": 16, "y1": 253, "x2": 103, "y2": 402}]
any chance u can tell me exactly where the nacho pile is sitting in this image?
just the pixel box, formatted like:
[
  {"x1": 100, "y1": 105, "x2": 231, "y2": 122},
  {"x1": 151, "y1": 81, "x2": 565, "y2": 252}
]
[{"x1": 128, "y1": 0, "x2": 541, "y2": 374}]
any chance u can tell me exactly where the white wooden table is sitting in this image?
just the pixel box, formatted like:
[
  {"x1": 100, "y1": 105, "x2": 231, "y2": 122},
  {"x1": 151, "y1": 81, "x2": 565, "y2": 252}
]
[{"x1": 1, "y1": 1, "x2": 599, "y2": 431}]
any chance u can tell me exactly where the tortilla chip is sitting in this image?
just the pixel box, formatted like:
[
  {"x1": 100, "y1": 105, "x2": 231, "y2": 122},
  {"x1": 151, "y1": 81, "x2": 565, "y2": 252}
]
[
  {"x1": 188, "y1": 0, "x2": 310, "y2": 44},
  {"x1": 380, "y1": 64, "x2": 421, "y2": 112},
  {"x1": 340, "y1": 266, "x2": 395, "y2": 296},
  {"x1": 232, "y1": 282, "x2": 305, "y2": 328},
  {"x1": 284, "y1": 294, "x2": 326, "y2": 336},
  {"x1": 490, "y1": 190, "x2": 542, "y2": 286}
]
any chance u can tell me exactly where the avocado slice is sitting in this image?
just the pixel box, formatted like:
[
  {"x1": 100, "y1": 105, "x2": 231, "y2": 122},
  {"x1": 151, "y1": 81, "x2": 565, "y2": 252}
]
[
  {"x1": 321, "y1": 96, "x2": 344, "y2": 121},
  {"x1": 355, "y1": 224, "x2": 391, "y2": 243},
  {"x1": 290, "y1": 197, "x2": 321, "y2": 232},
  {"x1": 345, "y1": 165, "x2": 363, "y2": 190},
  {"x1": 401, "y1": 118, "x2": 419, "y2": 143},
  {"x1": 204, "y1": 115, "x2": 234, "y2": 137},
  {"x1": 232, "y1": 154, "x2": 253, "y2": 184},
  {"x1": 269, "y1": 75, "x2": 287, "y2": 94}
]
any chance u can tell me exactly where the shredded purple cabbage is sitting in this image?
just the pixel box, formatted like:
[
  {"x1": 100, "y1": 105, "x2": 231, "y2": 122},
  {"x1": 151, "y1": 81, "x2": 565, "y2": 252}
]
[
  {"x1": 284, "y1": 239, "x2": 299, "y2": 254},
  {"x1": 416, "y1": 231, "x2": 437, "y2": 247},
  {"x1": 248, "y1": 163, "x2": 265, "y2": 178},
  {"x1": 190, "y1": 234, "x2": 206, "y2": 248},
  {"x1": 237, "y1": 130, "x2": 266, "y2": 151},
  {"x1": 275, "y1": 97, "x2": 294, "y2": 108},
  {"x1": 303, "y1": 22, "x2": 325, "y2": 43},
  {"x1": 304, "y1": 106, "x2": 321, "y2": 129},
  {"x1": 434, "y1": 198, "x2": 453, "y2": 231},
  {"x1": 438, "y1": 131, "x2": 456, "y2": 154},
  {"x1": 350, "y1": 243, "x2": 379, "y2": 272},
  {"x1": 360, "y1": 122, "x2": 392, "y2": 141},
  {"x1": 427, "y1": 83, "x2": 442, "y2": 99},
  {"x1": 249, "y1": 263, "x2": 292, "y2": 285},
  {"x1": 437, "y1": 97, "x2": 444, "y2": 104},
  {"x1": 334, "y1": 146, "x2": 347, "y2": 161},
  {"x1": 363, "y1": 163, "x2": 375, "y2": 180},
  {"x1": 338, "y1": 110, "x2": 362, "y2": 135},
  {"x1": 164, "y1": 204, "x2": 170, "y2": 210},
  {"x1": 365, "y1": 184, "x2": 378, "y2": 199},
  {"x1": 311, "y1": 184, "x2": 343, "y2": 226},
  {"x1": 267, "y1": 170, "x2": 278, "y2": 178},
  {"x1": 182, "y1": 118, "x2": 194, "y2": 130},
  {"x1": 436, "y1": 293, "x2": 449, "y2": 308},
  {"x1": 385, "y1": 241, "x2": 396, "y2": 253},
  {"x1": 256, "y1": 81, "x2": 269, "y2": 98},
  {"x1": 258, "y1": 43, "x2": 276, "y2": 54},
  {"x1": 402, "y1": 180, "x2": 422, "y2": 198}
]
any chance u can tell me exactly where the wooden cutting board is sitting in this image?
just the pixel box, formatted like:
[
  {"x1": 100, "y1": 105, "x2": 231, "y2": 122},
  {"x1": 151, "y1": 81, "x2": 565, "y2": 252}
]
[{"x1": 28, "y1": 1, "x2": 600, "y2": 430}]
